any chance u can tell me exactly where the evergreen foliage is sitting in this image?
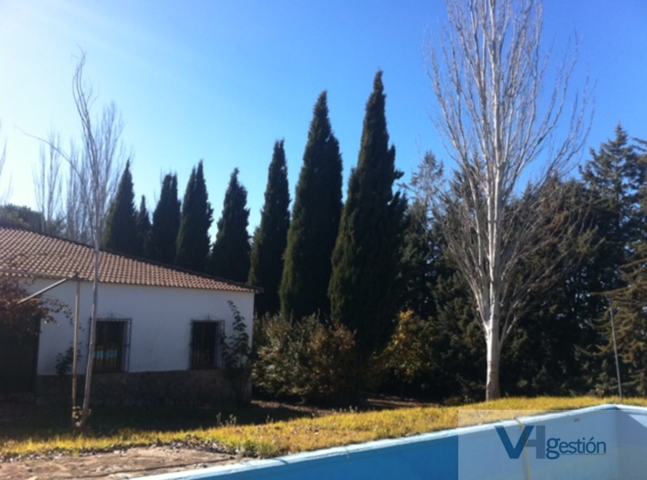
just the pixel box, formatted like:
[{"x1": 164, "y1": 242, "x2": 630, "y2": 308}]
[
  {"x1": 248, "y1": 141, "x2": 291, "y2": 316},
  {"x1": 408, "y1": 179, "x2": 599, "y2": 401},
  {"x1": 102, "y1": 161, "x2": 139, "y2": 255},
  {"x1": 378, "y1": 202, "x2": 483, "y2": 401},
  {"x1": 151, "y1": 174, "x2": 181, "y2": 265},
  {"x1": 136, "y1": 195, "x2": 153, "y2": 258},
  {"x1": 0, "y1": 205, "x2": 51, "y2": 233},
  {"x1": 280, "y1": 92, "x2": 343, "y2": 320},
  {"x1": 381, "y1": 310, "x2": 437, "y2": 397},
  {"x1": 382, "y1": 236, "x2": 484, "y2": 402},
  {"x1": 223, "y1": 301, "x2": 253, "y2": 406},
  {"x1": 210, "y1": 168, "x2": 251, "y2": 282},
  {"x1": 175, "y1": 161, "x2": 213, "y2": 272},
  {"x1": 578, "y1": 126, "x2": 647, "y2": 394},
  {"x1": 421, "y1": 248, "x2": 484, "y2": 401},
  {"x1": 605, "y1": 244, "x2": 647, "y2": 395},
  {"x1": 329, "y1": 71, "x2": 407, "y2": 358},
  {"x1": 397, "y1": 167, "x2": 599, "y2": 401},
  {"x1": 500, "y1": 180, "x2": 596, "y2": 397},
  {"x1": 591, "y1": 132, "x2": 647, "y2": 396},
  {"x1": 399, "y1": 201, "x2": 442, "y2": 321},
  {"x1": 253, "y1": 313, "x2": 358, "y2": 404},
  {"x1": 580, "y1": 125, "x2": 644, "y2": 293}
]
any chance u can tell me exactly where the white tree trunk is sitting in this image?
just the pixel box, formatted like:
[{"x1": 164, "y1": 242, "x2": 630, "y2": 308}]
[
  {"x1": 485, "y1": 316, "x2": 501, "y2": 401},
  {"x1": 27, "y1": 51, "x2": 125, "y2": 425},
  {"x1": 426, "y1": 0, "x2": 590, "y2": 400},
  {"x1": 81, "y1": 239, "x2": 100, "y2": 427},
  {"x1": 72, "y1": 278, "x2": 80, "y2": 420}
]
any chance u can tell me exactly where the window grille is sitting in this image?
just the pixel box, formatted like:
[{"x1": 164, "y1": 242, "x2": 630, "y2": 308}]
[
  {"x1": 91, "y1": 316, "x2": 131, "y2": 373},
  {"x1": 190, "y1": 319, "x2": 224, "y2": 369}
]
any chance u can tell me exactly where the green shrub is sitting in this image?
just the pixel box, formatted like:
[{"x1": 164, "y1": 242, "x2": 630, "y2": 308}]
[
  {"x1": 224, "y1": 301, "x2": 252, "y2": 406},
  {"x1": 379, "y1": 310, "x2": 437, "y2": 396},
  {"x1": 253, "y1": 314, "x2": 358, "y2": 404}
]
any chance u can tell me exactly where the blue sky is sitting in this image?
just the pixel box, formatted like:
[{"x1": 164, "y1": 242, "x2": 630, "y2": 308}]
[{"x1": 0, "y1": 0, "x2": 646, "y2": 233}]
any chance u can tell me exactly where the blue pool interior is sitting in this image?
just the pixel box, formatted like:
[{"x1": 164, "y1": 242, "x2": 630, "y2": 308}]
[{"x1": 137, "y1": 404, "x2": 647, "y2": 480}]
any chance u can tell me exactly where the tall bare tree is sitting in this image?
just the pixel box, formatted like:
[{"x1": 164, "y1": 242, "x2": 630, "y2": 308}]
[
  {"x1": 426, "y1": 0, "x2": 590, "y2": 400},
  {"x1": 70, "y1": 53, "x2": 126, "y2": 427},
  {"x1": 33, "y1": 131, "x2": 64, "y2": 234},
  {"x1": 31, "y1": 52, "x2": 126, "y2": 426}
]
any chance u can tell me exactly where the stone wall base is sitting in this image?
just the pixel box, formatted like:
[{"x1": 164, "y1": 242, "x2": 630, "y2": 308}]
[{"x1": 35, "y1": 370, "x2": 240, "y2": 407}]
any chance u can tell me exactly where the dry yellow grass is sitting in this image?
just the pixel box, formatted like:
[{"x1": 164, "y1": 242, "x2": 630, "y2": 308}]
[{"x1": 1, "y1": 396, "x2": 644, "y2": 460}]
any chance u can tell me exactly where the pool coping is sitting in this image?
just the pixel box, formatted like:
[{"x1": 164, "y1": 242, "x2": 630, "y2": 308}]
[{"x1": 135, "y1": 403, "x2": 640, "y2": 480}]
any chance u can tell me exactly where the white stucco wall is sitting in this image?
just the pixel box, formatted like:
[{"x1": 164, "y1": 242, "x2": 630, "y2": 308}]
[{"x1": 32, "y1": 279, "x2": 254, "y2": 376}]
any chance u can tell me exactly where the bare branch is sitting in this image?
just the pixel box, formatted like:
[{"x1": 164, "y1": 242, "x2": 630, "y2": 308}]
[
  {"x1": 0, "y1": 123, "x2": 12, "y2": 204},
  {"x1": 69, "y1": 50, "x2": 127, "y2": 428},
  {"x1": 21, "y1": 50, "x2": 128, "y2": 428},
  {"x1": 64, "y1": 142, "x2": 92, "y2": 242},
  {"x1": 423, "y1": 0, "x2": 592, "y2": 400},
  {"x1": 33, "y1": 131, "x2": 64, "y2": 233}
]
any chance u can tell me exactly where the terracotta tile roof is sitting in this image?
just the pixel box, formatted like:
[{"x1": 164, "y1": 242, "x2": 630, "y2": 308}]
[{"x1": 0, "y1": 224, "x2": 258, "y2": 293}]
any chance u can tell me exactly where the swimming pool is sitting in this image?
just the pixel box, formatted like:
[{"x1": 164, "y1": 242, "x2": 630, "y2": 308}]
[{"x1": 136, "y1": 404, "x2": 647, "y2": 480}]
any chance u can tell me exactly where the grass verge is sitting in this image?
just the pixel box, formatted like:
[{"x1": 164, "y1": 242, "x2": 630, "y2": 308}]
[{"x1": 1, "y1": 396, "x2": 643, "y2": 460}]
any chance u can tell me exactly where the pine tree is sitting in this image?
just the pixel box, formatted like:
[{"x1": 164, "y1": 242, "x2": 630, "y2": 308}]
[
  {"x1": 210, "y1": 168, "x2": 251, "y2": 282},
  {"x1": 578, "y1": 126, "x2": 647, "y2": 394},
  {"x1": 431, "y1": 253, "x2": 485, "y2": 400},
  {"x1": 280, "y1": 92, "x2": 343, "y2": 320},
  {"x1": 500, "y1": 180, "x2": 596, "y2": 397},
  {"x1": 136, "y1": 195, "x2": 153, "y2": 258},
  {"x1": 175, "y1": 161, "x2": 213, "y2": 272},
  {"x1": 400, "y1": 202, "x2": 442, "y2": 320},
  {"x1": 580, "y1": 125, "x2": 644, "y2": 293},
  {"x1": 102, "y1": 161, "x2": 139, "y2": 255},
  {"x1": 607, "y1": 242, "x2": 647, "y2": 395},
  {"x1": 329, "y1": 71, "x2": 406, "y2": 357},
  {"x1": 151, "y1": 174, "x2": 181, "y2": 265},
  {"x1": 594, "y1": 133, "x2": 647, "y2": 396},
  {"x1": 248, "y1": 140, "x2": 291, "y2": 316}
]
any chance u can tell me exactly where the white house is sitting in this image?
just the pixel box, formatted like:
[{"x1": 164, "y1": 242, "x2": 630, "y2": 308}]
[{"x1": 0, "y1": 224, "x2": 258, "y2": 406}]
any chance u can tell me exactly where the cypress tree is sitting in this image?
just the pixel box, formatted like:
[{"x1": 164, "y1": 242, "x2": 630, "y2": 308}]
[
  {"x1": 280, "y1": 92, "x2": 343, "y2": 320},
  {"x1": 175, "y1": 161, "x2": 213, "y2": 272},
  {"x1": 136, "y1": 195, "x2": 153, "y2": 258},
  {"x1": 329, "y1": 71, "x2": 406, "y2": 357},
  {"x1": 248, "y1": 140, "x2": 291, "y2": 316},
  {"x1": 102, "y1": 161, "x2": 139, "y2": 255},
  {"x1": 210, "y1": 168, "x2": 251, "y2": 282},
  {"x1": 151, "y1": 174, "x2": 181, "y2": 265}
]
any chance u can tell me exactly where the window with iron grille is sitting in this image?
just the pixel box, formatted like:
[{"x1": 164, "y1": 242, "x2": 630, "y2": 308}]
[
  {"x1": 190, "y1": 320, "x2": 224, "y2": 369},
  {"x1": 93, "y1": 318, "x2": 131, "y2": 373}
]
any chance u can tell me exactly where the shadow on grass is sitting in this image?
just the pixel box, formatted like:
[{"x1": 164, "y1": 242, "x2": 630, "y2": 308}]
[
  {"x1": 0, "y1": 395, "x2": 432, "y2": 443},
  {"x1": 0, "y1": 400, "x2": 332, "y2": 441}
]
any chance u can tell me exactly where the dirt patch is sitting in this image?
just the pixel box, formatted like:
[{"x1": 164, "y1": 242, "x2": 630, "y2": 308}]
[{"x1": 0, "y1": 446, "x2": 240, "y2": 480}]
